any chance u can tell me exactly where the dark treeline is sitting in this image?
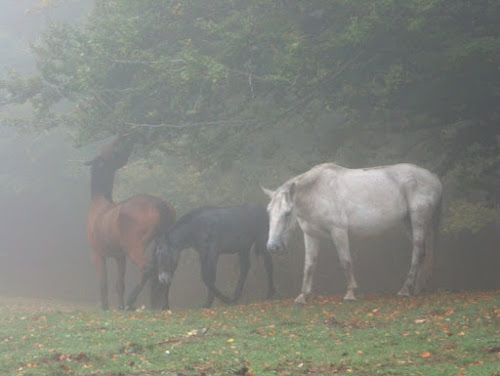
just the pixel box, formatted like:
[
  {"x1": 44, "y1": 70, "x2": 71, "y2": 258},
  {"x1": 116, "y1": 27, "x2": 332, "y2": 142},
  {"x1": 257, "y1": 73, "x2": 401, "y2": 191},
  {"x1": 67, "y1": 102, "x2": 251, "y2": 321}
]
[{"x1": 2, "y1": 0, "x2": 499, "y2": 230}]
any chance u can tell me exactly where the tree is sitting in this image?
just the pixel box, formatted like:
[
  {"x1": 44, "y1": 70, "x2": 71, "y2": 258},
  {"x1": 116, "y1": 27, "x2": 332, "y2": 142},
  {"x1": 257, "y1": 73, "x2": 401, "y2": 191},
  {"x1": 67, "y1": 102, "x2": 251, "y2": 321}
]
[{"x1": 2, "y1": 0, "x2": 499, "y2": 230}]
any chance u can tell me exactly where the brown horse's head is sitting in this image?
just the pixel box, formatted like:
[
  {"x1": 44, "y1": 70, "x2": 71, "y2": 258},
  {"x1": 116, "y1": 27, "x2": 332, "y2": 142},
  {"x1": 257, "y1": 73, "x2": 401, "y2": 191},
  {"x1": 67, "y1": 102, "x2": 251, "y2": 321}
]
[
  {"x1": 85, "y1": 135, "x2": 134, "y2": 201},
  {"x1": 85, "y1": 135, "x2": 134, "y2": 171}
]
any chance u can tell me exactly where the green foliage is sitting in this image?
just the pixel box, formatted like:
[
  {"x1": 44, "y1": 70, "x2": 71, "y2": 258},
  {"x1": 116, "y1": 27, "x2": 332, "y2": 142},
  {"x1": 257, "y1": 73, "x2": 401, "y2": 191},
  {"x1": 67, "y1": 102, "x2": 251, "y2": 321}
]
[
  {"x1": 2, "y1": 0, "x2": 499, "y2": 232},
  {"x1": 444, "y1": 200, "x2": 497, "y2": 234}
]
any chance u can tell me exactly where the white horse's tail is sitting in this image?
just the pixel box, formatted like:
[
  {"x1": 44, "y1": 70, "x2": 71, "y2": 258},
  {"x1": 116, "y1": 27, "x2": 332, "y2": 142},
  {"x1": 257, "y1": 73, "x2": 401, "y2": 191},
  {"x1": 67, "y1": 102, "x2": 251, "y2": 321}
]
[{"x1": 415, "y1": 197, "x2": 442, "y2": 293}]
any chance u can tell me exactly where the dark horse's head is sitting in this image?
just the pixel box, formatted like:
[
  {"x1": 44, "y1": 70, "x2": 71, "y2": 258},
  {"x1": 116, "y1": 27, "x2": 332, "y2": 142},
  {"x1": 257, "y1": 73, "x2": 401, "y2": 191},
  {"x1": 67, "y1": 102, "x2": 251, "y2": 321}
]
[{"x1": 155, "y1": 235, "x2": 181, "y2": 286}]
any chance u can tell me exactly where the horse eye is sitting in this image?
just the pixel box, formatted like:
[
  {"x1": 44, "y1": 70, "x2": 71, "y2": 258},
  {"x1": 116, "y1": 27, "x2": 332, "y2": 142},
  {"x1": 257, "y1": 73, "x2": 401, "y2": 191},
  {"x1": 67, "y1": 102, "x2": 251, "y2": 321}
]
[{"x1": 284, "y1": 210, "x2": 291, "y2": 218}]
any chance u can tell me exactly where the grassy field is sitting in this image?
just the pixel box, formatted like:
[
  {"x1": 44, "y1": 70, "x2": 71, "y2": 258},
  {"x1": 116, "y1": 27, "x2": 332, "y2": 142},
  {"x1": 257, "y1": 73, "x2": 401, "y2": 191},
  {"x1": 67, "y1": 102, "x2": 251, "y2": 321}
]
[{"x1": 0, "y1": 291, "x2": 499, "y2": 376}]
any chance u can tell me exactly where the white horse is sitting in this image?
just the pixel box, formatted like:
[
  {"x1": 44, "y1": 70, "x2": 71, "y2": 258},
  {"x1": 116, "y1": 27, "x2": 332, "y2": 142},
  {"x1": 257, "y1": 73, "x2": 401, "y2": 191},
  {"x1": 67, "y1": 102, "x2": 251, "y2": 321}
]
[{"x1": 262, "y1": 163, "x2": 442, "y2": 304}]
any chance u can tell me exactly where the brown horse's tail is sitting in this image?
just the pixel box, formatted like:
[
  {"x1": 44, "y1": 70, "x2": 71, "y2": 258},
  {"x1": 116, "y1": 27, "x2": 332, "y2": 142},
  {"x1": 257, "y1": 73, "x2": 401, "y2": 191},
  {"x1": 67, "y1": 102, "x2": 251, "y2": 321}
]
[{"x1": 415, "y1": 196, "x2": 442, "y2": 294}]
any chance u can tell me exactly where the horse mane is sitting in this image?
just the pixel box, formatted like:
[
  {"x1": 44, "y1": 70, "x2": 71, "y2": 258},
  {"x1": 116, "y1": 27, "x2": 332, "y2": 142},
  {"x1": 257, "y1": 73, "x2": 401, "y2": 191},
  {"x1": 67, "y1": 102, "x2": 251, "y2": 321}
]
[{"x1": 171, "y1": 207, "x2": 215, "y2": 230}]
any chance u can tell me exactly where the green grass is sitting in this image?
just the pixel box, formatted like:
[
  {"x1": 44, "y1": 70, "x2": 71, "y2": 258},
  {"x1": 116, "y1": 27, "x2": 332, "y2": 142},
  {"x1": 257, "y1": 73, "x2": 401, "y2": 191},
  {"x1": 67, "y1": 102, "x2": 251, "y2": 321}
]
[{"x1": 1, "y1": 291, "x2": 499, "y2": 375}]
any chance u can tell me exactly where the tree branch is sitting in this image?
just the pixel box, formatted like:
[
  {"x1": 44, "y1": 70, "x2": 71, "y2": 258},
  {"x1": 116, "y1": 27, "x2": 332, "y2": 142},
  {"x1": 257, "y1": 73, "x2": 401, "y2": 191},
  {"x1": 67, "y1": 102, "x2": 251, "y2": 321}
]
[{"x1": 124, "y1": 119, "x2": 258, "y2": 129}]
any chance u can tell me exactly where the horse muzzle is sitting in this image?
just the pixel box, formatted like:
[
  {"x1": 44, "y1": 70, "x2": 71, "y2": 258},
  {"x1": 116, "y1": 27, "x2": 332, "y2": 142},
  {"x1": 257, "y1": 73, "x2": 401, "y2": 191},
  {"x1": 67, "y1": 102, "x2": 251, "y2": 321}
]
[
  {"x1": 267, "y1": 241, "x2": 286, "y2": 254},
  {"x1": 158, "y1": 271, "x2": 172, "y2": 285}
]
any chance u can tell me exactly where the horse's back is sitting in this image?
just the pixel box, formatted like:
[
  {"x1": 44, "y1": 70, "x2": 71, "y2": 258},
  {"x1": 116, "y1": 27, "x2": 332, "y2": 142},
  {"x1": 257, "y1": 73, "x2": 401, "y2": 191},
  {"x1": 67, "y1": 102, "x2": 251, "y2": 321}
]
[
  {"x1": 304, "y1": 163, "x2": 441, "y2": 201},
  {"x1": 186, "y1": 204, "x2": 268, "y2": 251},
  {"x1": 192, "y1": 204, "x2": 266, "y2": 226},
  {"x1": 293, "y1": 163, "x2": 442, "y2": 236}
]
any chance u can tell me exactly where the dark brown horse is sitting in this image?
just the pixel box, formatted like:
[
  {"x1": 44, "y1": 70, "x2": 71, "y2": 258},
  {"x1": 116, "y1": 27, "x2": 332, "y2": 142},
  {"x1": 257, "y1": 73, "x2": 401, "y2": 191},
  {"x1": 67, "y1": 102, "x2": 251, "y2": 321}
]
[{"x1": 86, "y1": 136, "x2": 176, "y2": 310}]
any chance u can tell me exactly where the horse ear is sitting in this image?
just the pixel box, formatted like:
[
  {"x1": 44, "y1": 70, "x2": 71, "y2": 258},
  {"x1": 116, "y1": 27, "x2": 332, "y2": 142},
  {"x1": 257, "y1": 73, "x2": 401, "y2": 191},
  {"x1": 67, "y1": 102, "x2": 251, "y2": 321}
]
[
  {"x1": 288, "y1": 182, "x2": 296, "y2": 200},
  {"x1": 84, "y1": 156, "x2": 100, "y2": 166},
  {"x1": 261, "y1": 186, "x2": 275, "y2": 199}
]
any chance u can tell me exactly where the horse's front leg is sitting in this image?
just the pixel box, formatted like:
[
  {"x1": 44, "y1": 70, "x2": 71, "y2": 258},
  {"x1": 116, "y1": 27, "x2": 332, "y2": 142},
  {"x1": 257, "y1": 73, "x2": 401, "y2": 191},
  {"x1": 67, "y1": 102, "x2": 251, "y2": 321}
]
[
  {"x1": 160, "y1": 282, "x2": 171, "y2": 310},
  {"x1": 200, "y1": 252, "x2": 217, "y2": 308},
  {"x1": 256, "y1": 235, "x2": 276, "y2": 299},
  {"x1": 152, "y1": 276, "x2": 170, "y2": 310},
  {"x1": 331, "y1": 228, "x2": 358, "y2": 301},
  {"x1": 115, "y1": 256, "x2": 126, "y2": 310},
  {"x1": 295, "y1": 233, "x2": 320, "y2": 305},
  {"x1": 150, "y1": 265, "x2": 168, "y2": 310},
  {"x1": 262, "y1": 252, "x2": 276, "y2": 299},
  {"x1": 200, "y1": 251, "x2": 233, "y2": 307},
  {"x1": 231, "y1": 250, "x2": 250, "y2": 303}
]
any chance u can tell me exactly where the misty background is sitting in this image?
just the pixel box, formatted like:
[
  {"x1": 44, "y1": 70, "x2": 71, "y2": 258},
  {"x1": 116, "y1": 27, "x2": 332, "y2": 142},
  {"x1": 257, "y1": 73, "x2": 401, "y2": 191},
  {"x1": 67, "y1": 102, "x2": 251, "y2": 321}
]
[{"x1": 0, "y1": 0, "x2": 498, "y2": 309}]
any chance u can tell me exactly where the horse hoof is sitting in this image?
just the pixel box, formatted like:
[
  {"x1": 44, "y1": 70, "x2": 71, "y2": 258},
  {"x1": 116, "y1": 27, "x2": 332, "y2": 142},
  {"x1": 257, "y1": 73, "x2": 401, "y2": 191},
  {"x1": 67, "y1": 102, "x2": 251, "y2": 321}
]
[
  {"x1": 293, "y1": 301, "x2": 306, "y2": 307},
  {"x1": 396, "y1": 291, "x2": 410, "y2": 298},
  {"x1": 293, "y1": 295, "x2": 307, "y2": 306},
  {"x1": 343, "y1": 291, "x2": 357, "y2": 301}
]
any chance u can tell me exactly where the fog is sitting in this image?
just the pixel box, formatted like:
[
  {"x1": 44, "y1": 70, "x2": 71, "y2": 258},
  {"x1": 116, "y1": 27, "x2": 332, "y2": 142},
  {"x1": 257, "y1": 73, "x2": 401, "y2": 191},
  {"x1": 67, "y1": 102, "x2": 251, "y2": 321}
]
[
  {"x1": 0, "y1": 1, "x2": 498, "y2": 310},
  {"x1": 0, "y1": 132, "x2": 498, "y2": 309}
]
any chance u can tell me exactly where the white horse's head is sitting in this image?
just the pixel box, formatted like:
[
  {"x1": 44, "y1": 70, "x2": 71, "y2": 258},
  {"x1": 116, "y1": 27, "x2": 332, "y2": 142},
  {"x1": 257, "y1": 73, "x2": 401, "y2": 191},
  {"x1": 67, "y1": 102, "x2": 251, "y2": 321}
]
[{"x1": 262, "y1": 182, "x2": 296, "y2": 254}]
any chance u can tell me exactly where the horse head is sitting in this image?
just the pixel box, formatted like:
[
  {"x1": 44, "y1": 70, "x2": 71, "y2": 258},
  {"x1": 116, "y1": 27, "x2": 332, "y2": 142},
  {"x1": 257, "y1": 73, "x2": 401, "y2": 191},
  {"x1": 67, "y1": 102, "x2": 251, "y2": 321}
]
[
  {"x1": 156, "y1": 235, "x2": 181, "y2": 286},
  {"x1": 262, "y1": 182, "x2": 296, "y2": 254},
  {"x1": 85, "y1": 134, "x2": 134, "y2": 171}
]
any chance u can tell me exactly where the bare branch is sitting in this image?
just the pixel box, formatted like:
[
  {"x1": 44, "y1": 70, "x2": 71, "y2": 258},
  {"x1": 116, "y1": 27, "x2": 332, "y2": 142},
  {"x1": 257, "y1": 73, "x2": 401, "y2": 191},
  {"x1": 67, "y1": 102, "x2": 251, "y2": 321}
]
[{"x1": 124, "y1": 119, "x2": 258, "y2": 129}]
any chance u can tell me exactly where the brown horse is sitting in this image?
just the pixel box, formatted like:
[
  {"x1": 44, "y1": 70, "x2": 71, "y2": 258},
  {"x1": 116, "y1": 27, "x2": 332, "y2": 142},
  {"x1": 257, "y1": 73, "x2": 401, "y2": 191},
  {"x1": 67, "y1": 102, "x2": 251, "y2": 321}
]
[{"x1": 86, "y1": 136, "x2": 176, "y2": 310}]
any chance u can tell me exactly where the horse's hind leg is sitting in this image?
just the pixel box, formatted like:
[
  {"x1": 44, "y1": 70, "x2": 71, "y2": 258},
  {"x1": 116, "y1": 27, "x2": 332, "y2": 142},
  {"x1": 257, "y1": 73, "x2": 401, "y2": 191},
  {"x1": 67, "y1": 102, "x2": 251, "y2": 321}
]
[
  {"x1": 331, "y1": 228, "x2": 358, "y2": 301},
  {"x1": 295, "y1": 233, "x2": 321, "y2": 305},
  {"x1": 125, "y1": 264, "x2": 154, "y2": 310},
  {"x1": 125, "y1": 247, "x2": 149, "y2": 309},
  {"x1": 398, "y1": 211, "x2": 427, "y2": 297},
  {"x1": 115, "y1": 256, "x2": 126, "y2": 310}
]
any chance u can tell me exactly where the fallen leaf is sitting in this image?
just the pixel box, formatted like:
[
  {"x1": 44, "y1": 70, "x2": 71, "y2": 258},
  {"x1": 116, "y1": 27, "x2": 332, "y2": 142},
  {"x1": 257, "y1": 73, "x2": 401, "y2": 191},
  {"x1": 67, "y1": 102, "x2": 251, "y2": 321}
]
[
  {"x1": 421, "y1": 351, "x2": 432, "y2": 358},
  {"x1": 444, "y1": 309, "x2": 455, "y2": 316},
  {"x1": 75, "y1": 353, "x2": 87, "y2": 361}
]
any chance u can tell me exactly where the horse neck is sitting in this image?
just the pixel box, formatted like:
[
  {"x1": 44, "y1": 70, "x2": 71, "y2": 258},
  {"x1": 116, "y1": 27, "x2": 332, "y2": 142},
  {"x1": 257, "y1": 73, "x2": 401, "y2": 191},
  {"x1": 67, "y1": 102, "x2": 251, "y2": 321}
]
[
  {"x1": 90, "y1": 166, "x2": 116, "y2": 202},
  {"x1": 169, "y1": 220, "x2": 194, "y2": 250},
  {"x1": 89, "y1": 196, "x2": 115, "y2": 219}
]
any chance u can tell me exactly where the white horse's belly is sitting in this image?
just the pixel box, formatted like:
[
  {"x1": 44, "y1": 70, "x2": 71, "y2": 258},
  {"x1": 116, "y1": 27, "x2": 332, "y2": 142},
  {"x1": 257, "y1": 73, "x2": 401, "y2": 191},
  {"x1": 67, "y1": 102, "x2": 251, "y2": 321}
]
[
  {"x1": 346, "y1": 205, "x2": 406, "y2": 236},
  {"x1": 332, "y1": 175, "x2": 408, "y2": 236}
]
